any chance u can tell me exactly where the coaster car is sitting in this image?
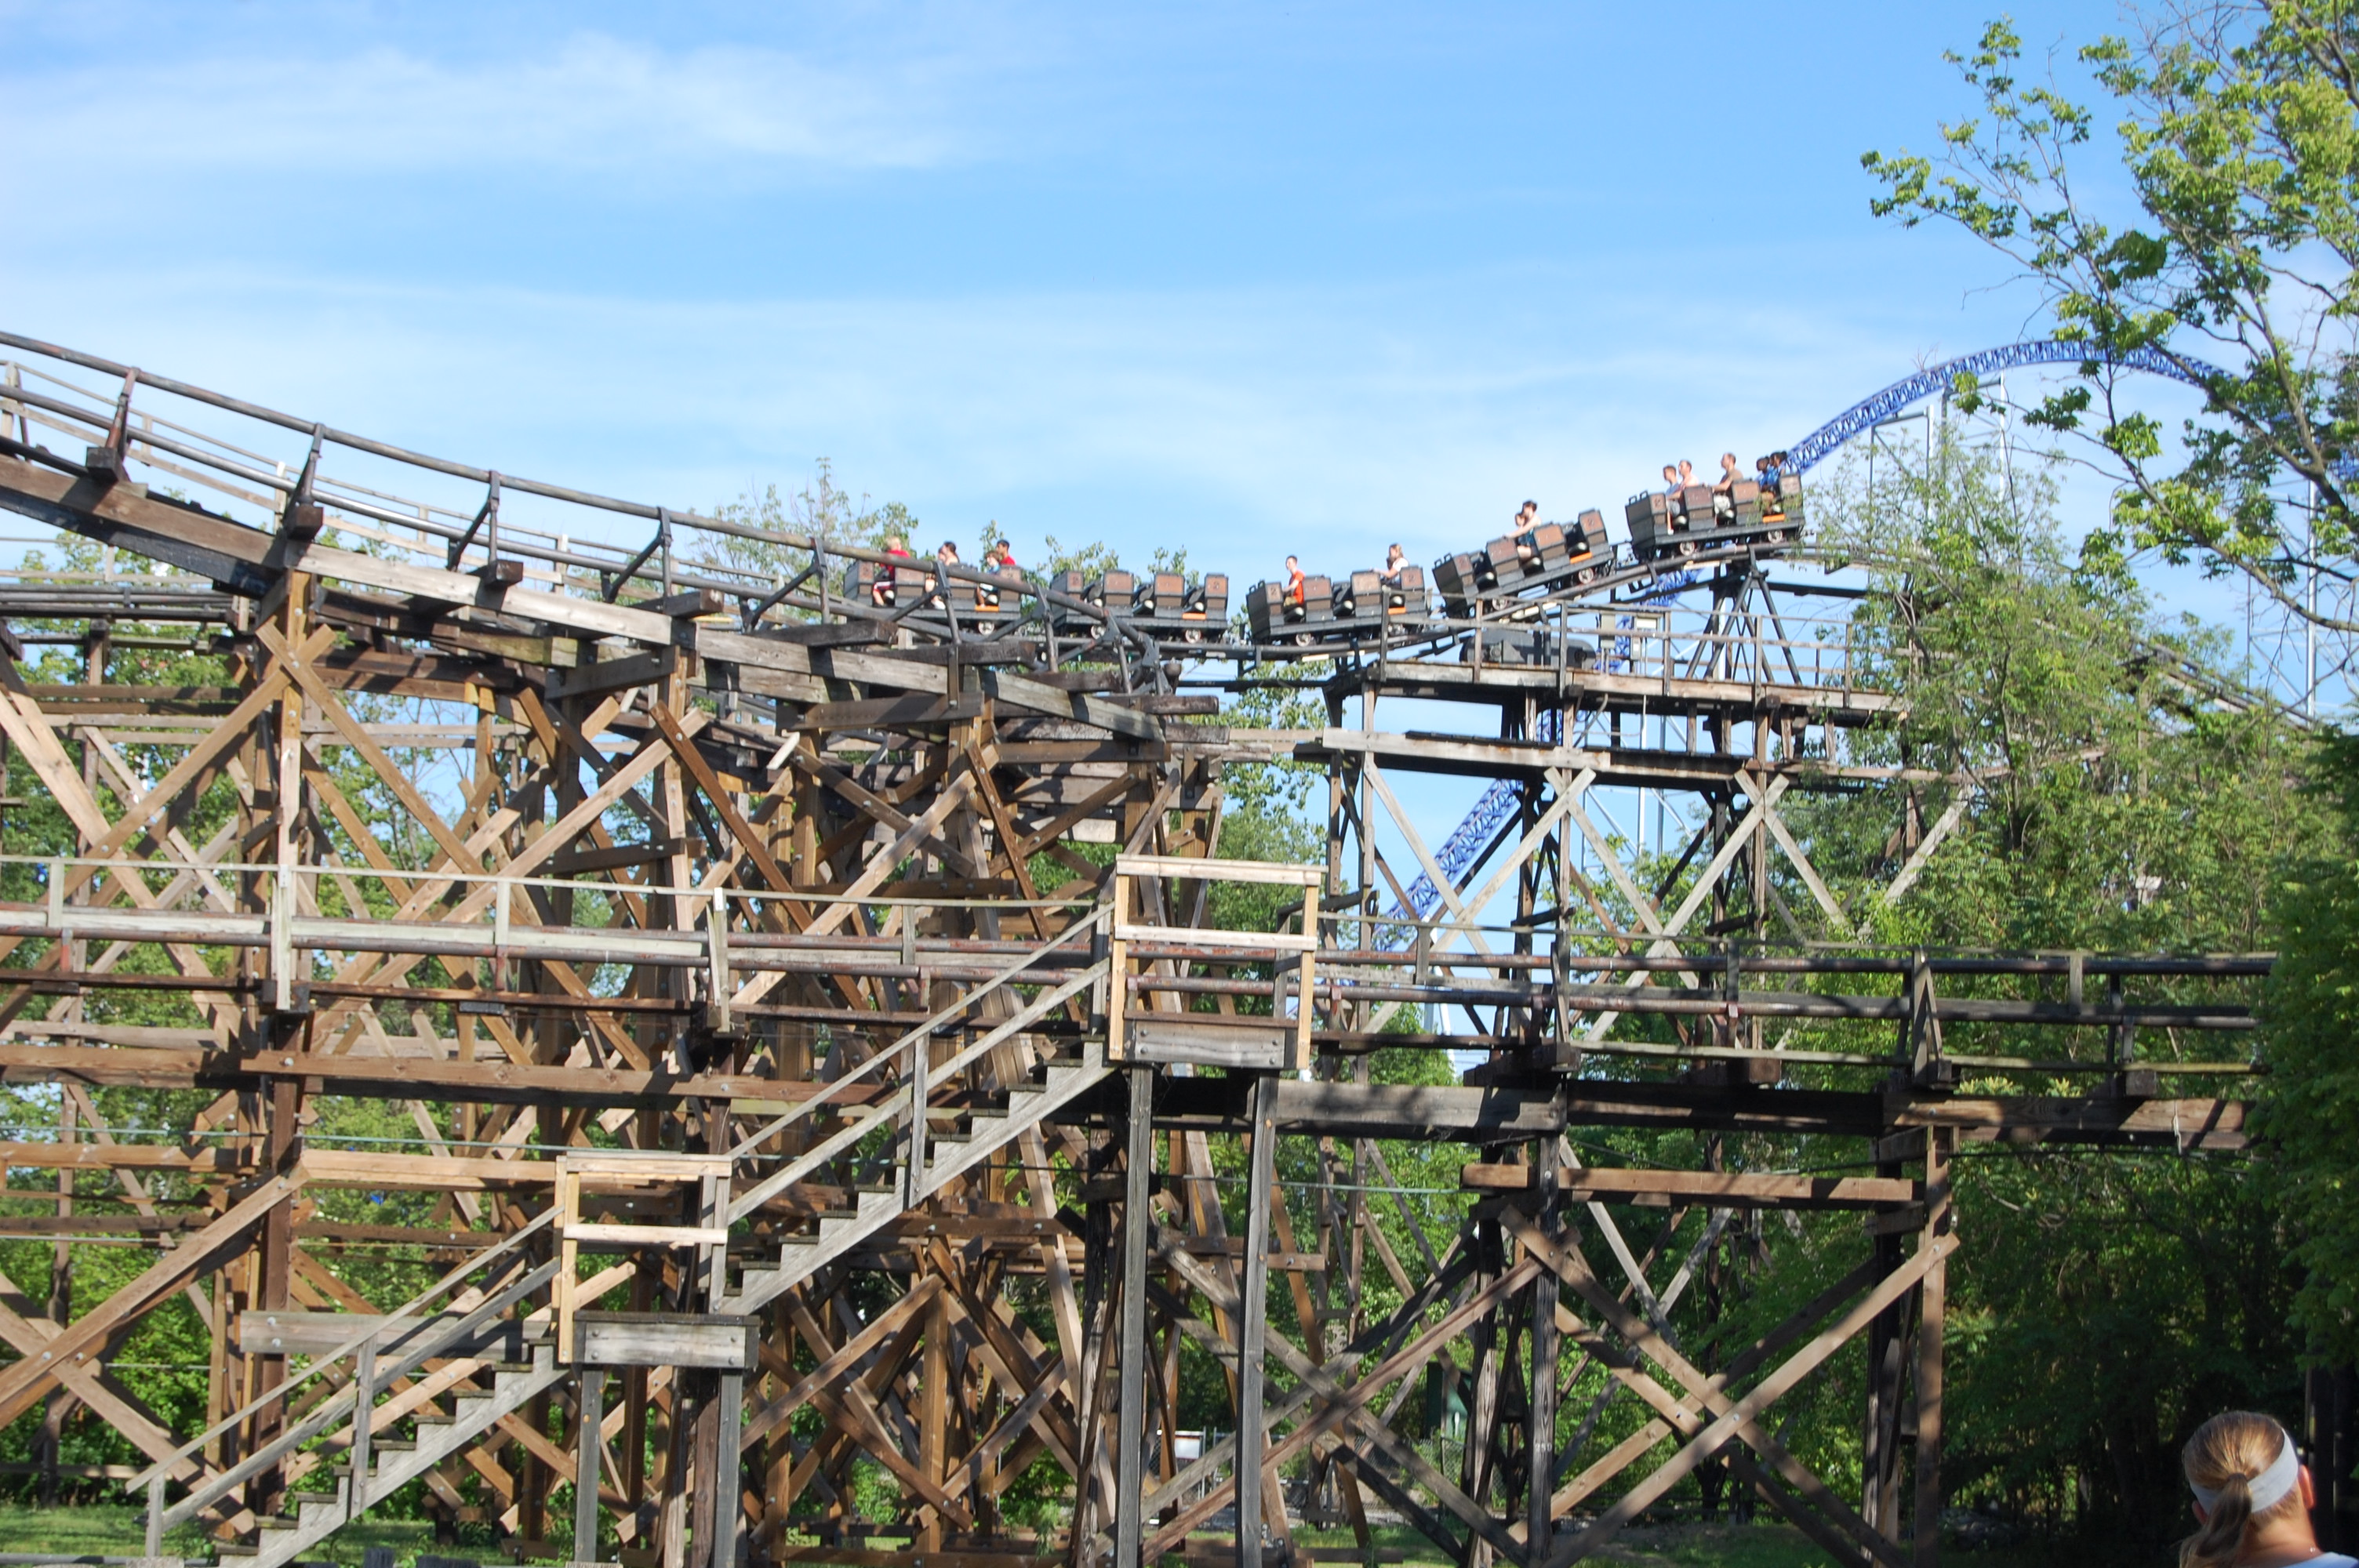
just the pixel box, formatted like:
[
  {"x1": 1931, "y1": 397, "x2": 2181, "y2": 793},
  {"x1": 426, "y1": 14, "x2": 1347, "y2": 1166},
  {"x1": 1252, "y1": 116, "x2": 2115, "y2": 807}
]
[
  {"x1": 1044, "y1": 568, "x2": 1128, "y2": 637},
  {"x1": 1245, "y1": 564, "x2": 1429, "y2": 651},
  {"x1": 1434, "y1": 510, "x2": 1612, "y2": 616},
  {"x1": 1127, "y1": 572, "x2": 1230, "y2": 644},
  {"x1": 1626, "y1": 473, "x2": 1803, "y2": 561},
  {"x1": 843, "y1": 557, "x2": 936, "y2": 609},
  {"x1": 843, "y1": 557, "x2": 1012, "y2": 631}
]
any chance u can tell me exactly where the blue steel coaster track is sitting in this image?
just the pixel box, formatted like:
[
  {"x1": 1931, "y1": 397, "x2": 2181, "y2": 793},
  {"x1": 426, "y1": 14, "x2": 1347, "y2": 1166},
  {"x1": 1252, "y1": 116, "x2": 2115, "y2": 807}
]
[
  {"x1": 1370, "y1": 337, "x2": 2235, "y2": 938},
  {"x1": 1782, "y1": 338, "x2": 2224, "y2": 475}
]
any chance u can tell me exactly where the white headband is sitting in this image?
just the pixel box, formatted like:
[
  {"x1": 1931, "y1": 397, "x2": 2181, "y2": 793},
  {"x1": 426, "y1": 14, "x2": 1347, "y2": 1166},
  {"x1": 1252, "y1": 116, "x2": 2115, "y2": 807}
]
[{"x1": 2192, "y1": 1426, "x2": 2302, "y2": 1514}]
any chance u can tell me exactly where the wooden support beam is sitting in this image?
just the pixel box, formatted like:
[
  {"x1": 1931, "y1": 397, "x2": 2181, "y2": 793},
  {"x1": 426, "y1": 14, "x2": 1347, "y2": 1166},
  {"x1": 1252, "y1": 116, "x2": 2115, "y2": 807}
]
[
  {"x1": 0, "y1": 1168, "x2": 304, "y2": 1430},
  {"x1": 1462, "y1": 1165, "x2": 1920, "y2": 1209}
]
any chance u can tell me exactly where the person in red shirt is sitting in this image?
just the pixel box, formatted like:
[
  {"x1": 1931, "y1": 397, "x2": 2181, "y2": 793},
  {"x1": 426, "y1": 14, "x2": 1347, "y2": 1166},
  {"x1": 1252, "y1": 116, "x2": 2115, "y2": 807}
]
[
  {"x1": 1285, "y1": 555, "x2": 1306, "y2": 608},
  {"x1": 874, "y1": 533, "x2": 912, "y2": 606},
  {"x1": 979, "y1": 539, "x2": 1018, "y2": 609}
]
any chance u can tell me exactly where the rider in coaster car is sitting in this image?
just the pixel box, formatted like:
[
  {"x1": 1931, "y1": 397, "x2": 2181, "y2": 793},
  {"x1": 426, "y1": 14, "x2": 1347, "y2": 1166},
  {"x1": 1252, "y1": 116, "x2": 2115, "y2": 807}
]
[
  {"x1": 1285, "y1": 555, "x2": 1307, "y2": 619},
  {"x1": 875, "y1": 533, "x2": 913, "y2": 605}
]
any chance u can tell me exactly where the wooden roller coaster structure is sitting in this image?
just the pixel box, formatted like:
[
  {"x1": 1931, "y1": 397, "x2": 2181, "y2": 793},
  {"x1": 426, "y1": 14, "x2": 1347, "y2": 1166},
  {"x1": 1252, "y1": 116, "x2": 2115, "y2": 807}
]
[{"x1": 0, "y1": 331, "x2": 2276, "y2": 1568}]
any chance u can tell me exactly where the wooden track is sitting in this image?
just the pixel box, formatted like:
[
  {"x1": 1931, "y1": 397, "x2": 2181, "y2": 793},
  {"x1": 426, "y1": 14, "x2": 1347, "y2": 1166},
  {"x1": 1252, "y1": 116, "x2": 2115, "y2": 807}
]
[{"x1": 0, "y1": 338, "x2": 2270, "y2": 1568}]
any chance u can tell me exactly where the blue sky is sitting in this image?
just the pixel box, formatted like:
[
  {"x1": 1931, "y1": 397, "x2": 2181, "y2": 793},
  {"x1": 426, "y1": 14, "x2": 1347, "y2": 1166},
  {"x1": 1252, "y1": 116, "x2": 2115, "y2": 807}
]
[{"x1": 0, "y1": 0, "x2": 2171, "y2": 578}]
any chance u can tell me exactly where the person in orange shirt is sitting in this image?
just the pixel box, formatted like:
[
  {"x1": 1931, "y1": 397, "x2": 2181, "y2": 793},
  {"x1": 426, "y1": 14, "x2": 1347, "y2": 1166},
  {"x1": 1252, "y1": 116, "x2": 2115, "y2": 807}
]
[{"x1": 1285, "y1": 555, "x2": 1307, "y2": 616}]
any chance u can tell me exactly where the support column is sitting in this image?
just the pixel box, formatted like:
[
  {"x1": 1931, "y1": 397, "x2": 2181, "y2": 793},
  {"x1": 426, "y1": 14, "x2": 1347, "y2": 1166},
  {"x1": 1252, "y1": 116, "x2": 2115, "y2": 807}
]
[
  {"x1": 1236, "y1": 1074, "x2": 1278, "y2": 1568},
  {"x1": 1913, "y1": 1128, "x2": 1954, "y2": 1568},
  {"x1": 1461, "y1": 1219, "x2": 1503, "y2": 1568},
  {"x1": 712, "y1": 1372, "x2": 743, "y2": 1568},
  {"x1": 1526, "y1": 1135, "x2": 1559, "y2": 1557},
  {"x1": 1862, "y1": 1139, "x2": 1910, "y2": 1541},
  {"x1": 918, "y1": 1288, "x2": 948, "y2": 1552},
  {"x1": 249, "y1": 1074, "x2": 300, "y2": 1515},
  {"x1": 38, "y1": 1093, "x2": 74, "y2": 1506},
  {"x1": 576, "y1": 1369, "x2": 605, "y2": 1566},
  {"x1": 1115, "y1": 1065, "x2": 1156, "y2": 1568},
  {"x1": 659, "y1": 1368, "x2": 696, "y2": 1568}
]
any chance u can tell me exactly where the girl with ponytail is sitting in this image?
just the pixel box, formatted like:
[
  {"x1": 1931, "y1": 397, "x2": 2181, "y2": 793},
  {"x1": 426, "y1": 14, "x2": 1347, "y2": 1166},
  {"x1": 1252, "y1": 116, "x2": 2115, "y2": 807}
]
[{"x1": 2180, "y1": 1411, "x2": 2354, "y2": 1568}]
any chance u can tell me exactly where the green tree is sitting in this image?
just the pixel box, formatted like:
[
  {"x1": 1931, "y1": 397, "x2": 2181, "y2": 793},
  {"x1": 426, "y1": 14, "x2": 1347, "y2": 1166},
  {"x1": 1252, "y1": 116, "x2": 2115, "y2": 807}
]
[
  {"x1": 690, "y1": 460, "x2": 924, "y2": 611},
  {"x1": 2259, "y1": 730, "x2": 2359, "y2": 1361},
  {"x1": 1863, "y1": 6, "x2": 2359, "y2": 633},
  {"x1": 1787, "y1": 436, "x2": 2323, "y2": 1548}
]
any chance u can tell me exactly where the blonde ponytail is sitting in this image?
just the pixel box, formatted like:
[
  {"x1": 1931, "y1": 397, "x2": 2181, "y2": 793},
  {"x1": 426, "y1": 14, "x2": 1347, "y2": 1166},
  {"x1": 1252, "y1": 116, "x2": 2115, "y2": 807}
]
[
  {"x1": 2179, "y1": 1469, "x2": 2252, "y2": 1568},
  {"x1": 2179, "y1": 1412, "x2": 2301, "y2": 1568}
]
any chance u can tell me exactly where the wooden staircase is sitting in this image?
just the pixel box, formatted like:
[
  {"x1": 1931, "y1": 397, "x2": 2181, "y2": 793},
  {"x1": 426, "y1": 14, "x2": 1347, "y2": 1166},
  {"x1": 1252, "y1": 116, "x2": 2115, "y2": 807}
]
[
  {"x1": 230, "y1": 1336, "x2": 569, "y2": 1568},
  {"x1": 718, "y1": 1036, "x2": 1107, "y2": 1316}
]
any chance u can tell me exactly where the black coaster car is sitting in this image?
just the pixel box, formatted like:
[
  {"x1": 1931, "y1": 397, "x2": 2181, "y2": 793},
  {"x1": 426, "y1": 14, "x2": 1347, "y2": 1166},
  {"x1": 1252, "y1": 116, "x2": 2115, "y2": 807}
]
[
  {"x1": 1128, "y1": 572, "x2": 1230, "y2": 644},
  {"x1": 1434, "y1": 510, "x2": 1611, "y2": 616},
  {"x1": 1761, "y1": 474, "x2": 1805, "y2": 536},
  {"x1": 1245, "y1": 564, "x2": 1428, "y2": 651},
  {"x1": 1246, "y1": 575, "x2": 1331, "y2": 643},
  {"x1": 843, "y1": 557, "x2": 936, "y2": 608},
  {"x1": 1627, "y1": 476, "x2": 1802, "y2": 561},
  {"x1": 1044, "y1": 568, "x2": 1129, "y2": 637}
]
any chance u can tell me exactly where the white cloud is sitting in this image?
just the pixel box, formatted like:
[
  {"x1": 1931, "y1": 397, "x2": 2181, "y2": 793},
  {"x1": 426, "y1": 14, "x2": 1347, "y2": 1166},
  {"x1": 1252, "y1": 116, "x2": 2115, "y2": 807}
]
[{"x1": 2, "y1": 31, "x2": 990, "y2": 178}]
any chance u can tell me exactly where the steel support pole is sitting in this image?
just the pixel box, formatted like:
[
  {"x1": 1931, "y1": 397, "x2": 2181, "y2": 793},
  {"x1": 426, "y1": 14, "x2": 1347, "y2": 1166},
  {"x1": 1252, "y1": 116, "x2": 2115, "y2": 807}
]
[
  {"x1": 1236, "y1": 1073, "x2": 1279, "y2": 1568},
  {"x1": 1115, "y1": 1065, "x2": 1156, "y2": 1568}
]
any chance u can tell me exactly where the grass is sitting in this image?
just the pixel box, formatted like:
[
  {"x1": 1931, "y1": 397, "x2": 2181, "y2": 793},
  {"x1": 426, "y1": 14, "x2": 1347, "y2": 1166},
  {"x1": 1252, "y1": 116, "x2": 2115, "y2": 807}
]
[
  {"x1": 0, "y1": 1504, "x2": 2084, "y2": 1566},
  {"x1": 1285, "y1": 1520, "x2": 2069, "y2": 1568},
  {"x1": 0, "y1": 1501, "x2": 440, "y2": 1566}
]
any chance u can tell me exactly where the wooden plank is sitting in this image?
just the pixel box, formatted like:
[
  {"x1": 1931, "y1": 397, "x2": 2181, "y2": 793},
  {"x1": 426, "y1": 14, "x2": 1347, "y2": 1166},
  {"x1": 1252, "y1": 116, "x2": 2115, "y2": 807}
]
[
  {"x1": 548, "y1": 648, "x2": 685, "y2": 702},
  {"x1": 1114, "y1": 855, "x2": 1322, "y2": 886},
  {"x1": 287, "y1": 538, "x2": 675, "y2": 647},
  {"x1": 1506, "y1": 1212, "x2": 1905, "y2": 1568},
  {"x1": 563, "y1": 1152, "x2": 732, "y2": 1176},
  {"x1": 1114, "y1": 923, "x2": 1317, "y2": 951},
  {"x1": 236, "y1": 1310, "x2": 527, "y2": 1359},
  {"x1": 1461, "y1": 1165, "x2": 1920, "y2": 1209},
  {"x1": 1127, "y1": 1023, "x2": 1289, "y2": 1071},
  {"x1": 565, "y1": 1223, "x2": 732, "y2": 1247},
  {"x1": 769, "y1": 1552, "x2": 1055, "y2": 1568},
  {"x1": 981, "y1": 669, "x2": 1161, "y2": 740},
  {"x1": 231, "y1": 1053, "x2": 805, "y2": 1110},
  {"x1": 785, "y1": 694, "x2": 987, "y2": 731},
  {"x1": 576, "y1": 1314, "x2": 757, "y2": 1370}
]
